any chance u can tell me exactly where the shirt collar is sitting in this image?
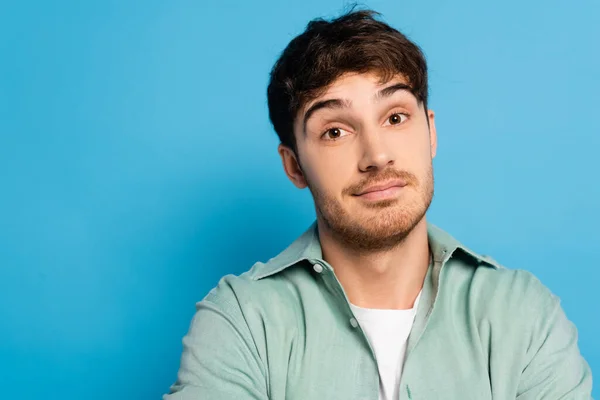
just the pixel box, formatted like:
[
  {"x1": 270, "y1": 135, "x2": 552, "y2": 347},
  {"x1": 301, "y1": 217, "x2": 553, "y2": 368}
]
[{"x1": 250, "y1": 221, "x2": 500, "y2": 281}]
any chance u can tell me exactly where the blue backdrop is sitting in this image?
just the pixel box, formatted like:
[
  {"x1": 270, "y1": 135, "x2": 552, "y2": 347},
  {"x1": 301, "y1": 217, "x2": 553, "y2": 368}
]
[{"x1": 1, "y1": 0, "x2": 598, "y2": 398}]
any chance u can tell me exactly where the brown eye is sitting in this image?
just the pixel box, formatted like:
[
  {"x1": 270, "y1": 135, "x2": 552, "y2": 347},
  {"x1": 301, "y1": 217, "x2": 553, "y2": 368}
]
[
  {"x1": 321, "y1": 127, "x2": 350, "y2": 141},
  {"x1": 327, "y1": 128, "x2": 342, "y2": 139},
  {"x1": 388, "y1": 113, "x2": 405, "y2": 125}
]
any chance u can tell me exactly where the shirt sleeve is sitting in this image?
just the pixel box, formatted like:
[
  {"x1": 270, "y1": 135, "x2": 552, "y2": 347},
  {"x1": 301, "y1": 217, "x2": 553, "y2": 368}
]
[
  {"x1": 163, "y1": 286, "x2": 269, "y2": 400},
  {"x1": 516, "y1": 283, "x2": 593, "y2": 399}
]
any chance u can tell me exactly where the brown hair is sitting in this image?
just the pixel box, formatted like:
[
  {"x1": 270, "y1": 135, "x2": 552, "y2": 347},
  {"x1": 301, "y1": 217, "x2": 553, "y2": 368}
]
[{"x1": 267, "y1": 9, "x2": 429, "y2": 154}]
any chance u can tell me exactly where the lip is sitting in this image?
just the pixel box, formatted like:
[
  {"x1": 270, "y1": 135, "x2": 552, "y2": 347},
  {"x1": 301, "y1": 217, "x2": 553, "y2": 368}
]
[{"x1": 354, "y1": 178, "x2": 408, "y2": 196}]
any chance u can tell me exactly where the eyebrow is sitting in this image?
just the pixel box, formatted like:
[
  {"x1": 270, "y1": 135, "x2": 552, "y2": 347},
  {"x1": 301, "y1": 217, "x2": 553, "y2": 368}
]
[
  {"x1": 374, "y1": 82, "x2": 413, "y2": 101},
  {"x1": 302, "y1": 82, "x2": 414, "y2": 132},
  {"x1": 302, "y1": 98, "x2": 352, "y2": 131}
]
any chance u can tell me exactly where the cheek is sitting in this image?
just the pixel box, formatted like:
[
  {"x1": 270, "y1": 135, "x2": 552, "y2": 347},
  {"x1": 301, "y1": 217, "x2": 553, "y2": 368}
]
[
  {"x1": 404, "y1": 128, "x2": 432, "y2": 156},
  {"x1": 392, "y1": 134, "x2": 432, "y2": 170},
  {"x1": 302, "y1": 151, "x2": 354, "y2": 195}
]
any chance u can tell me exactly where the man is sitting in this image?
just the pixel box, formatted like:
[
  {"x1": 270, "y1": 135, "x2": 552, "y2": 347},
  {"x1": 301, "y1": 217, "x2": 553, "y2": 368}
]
[{"x1": 164, "y1": 9, "x2": 593, "y2": 400}]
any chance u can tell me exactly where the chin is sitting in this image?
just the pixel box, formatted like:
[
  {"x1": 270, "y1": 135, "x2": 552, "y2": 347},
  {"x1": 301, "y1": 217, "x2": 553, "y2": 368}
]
[
  {"x1": 361, "y1": 209, "x2": 421, "y2": 236},
  {"x1": 313, "y1": 181, "x2": 433, "y2": 251},
  {"x1": 324, "y1": 206, "x2": 426, "y2": 252}
]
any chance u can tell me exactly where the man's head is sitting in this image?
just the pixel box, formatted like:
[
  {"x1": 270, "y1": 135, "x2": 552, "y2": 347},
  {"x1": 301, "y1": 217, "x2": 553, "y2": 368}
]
[{"x1": 267, "y1": 9, "x2": 437, "y2": 252}]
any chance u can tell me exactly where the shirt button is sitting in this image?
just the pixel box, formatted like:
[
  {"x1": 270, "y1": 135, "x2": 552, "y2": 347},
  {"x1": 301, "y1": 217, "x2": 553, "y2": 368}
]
[
  {"x1": 349, "y1": 317, "x2": 359, "y2": 328},
  {"x1": 313, "y1": 264, "x2": 324, "y2": 273}
]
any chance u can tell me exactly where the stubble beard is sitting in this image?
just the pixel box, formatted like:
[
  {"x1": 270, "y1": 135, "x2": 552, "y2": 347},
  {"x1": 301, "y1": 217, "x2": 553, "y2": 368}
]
[{"x1": 309, "y1": 166, "x2": 434, "y2": 253}]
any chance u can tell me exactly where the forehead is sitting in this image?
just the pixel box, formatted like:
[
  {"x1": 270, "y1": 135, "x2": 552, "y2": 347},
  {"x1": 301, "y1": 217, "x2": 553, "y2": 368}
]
[{"x1": 302, "y1": 72, "x2": 413, "y2": 111}]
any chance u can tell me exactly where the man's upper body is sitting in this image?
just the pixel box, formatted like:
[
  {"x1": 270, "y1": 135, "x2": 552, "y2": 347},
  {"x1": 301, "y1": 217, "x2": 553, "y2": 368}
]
[
  {"x1": 164, "y1": 9, "x2": 593, "y2": 399},
  {"x1": 163, "y1": 222, "x2": 593, "y2": 399}
]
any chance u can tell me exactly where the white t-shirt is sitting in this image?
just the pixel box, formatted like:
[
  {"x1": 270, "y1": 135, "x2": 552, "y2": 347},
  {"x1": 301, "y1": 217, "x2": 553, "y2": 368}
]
[{"x1": 349, "y1": 291, "x2": 421, "y2": 400}]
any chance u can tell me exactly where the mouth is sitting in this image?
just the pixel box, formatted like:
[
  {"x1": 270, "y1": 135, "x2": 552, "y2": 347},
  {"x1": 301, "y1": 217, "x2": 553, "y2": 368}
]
[{"x1": 353, "y1": 178, "x2": 408, "y2": 201}]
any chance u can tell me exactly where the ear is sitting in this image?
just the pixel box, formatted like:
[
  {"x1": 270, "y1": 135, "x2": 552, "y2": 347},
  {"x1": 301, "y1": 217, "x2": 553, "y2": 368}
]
[
  {"x1": 427, "y1": 109, "x2": 437, "y2": 159},
  {"x1": 278, "y1": 144, "x2": 308, "y2": 189}
]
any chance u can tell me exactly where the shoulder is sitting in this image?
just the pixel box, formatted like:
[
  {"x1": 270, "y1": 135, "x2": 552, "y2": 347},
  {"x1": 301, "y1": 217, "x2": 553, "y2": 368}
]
[
  {"x1": 200, "y1": 261, "x2": 315, "y2": 323},
  {"x1": 429, "y1": 224, "x2": 558, "y2": 315},
  {"x1": 463, "y1": 257, "x2": 559, "y2": 323}
]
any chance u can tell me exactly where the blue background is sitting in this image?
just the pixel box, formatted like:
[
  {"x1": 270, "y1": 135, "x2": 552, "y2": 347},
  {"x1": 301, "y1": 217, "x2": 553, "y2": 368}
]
[{"x1": 1, "y1": 0, "x2": 598, "y2": 398}]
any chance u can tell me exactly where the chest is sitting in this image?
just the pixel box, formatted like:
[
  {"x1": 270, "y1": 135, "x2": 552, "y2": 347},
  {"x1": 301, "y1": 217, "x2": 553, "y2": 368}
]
[{"x1": 263, "y1": 296, "x2": 517, "y2": 400}]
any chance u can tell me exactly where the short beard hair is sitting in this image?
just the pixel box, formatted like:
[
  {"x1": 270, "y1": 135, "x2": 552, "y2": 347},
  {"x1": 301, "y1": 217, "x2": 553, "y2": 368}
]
[{"x1": 306, "y1": 165, "x2": 434, "y2": 253}]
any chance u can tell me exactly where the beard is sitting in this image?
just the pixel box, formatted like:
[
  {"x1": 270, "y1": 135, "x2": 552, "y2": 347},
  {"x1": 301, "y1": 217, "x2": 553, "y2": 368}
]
[{"x1": 307, "y1": 165, "x2": 434, "y2": 253}]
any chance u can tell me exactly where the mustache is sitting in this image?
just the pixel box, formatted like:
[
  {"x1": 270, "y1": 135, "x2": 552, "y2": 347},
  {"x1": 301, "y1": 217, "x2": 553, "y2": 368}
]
[{"x1": 343, "y1": 169, "x2": 418, "y2": 196}]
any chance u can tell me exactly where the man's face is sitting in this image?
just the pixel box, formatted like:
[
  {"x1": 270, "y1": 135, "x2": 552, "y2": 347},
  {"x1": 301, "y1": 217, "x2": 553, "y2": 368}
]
[{"x1": 279, "y1": 72, "x2": 437, "y2": 251}]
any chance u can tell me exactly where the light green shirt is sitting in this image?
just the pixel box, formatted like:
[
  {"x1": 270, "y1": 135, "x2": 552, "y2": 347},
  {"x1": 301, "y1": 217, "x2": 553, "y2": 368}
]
[{"x1": 164, "y1": 222, "x2": 593, "y2": 399}]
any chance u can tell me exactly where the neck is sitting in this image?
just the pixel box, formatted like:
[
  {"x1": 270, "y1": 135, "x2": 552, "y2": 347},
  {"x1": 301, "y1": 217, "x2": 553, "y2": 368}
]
[{"x1": 317, "y1": 217, "x2": 430, "y2": 310}]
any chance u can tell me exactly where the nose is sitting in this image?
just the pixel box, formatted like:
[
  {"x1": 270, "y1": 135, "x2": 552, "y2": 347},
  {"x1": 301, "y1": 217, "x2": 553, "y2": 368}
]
[{"x1": 357, "y1": 129, "x2": 394, "y2": 172}]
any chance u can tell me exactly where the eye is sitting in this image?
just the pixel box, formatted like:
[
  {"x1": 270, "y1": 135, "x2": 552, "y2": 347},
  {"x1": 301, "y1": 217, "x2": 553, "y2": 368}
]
[
  {"x1": 386, "y1": 112, "x2": 409, "y2": 126},
  {"x1": 321, "y1": 127, "x2": 350, "y2": 141}
]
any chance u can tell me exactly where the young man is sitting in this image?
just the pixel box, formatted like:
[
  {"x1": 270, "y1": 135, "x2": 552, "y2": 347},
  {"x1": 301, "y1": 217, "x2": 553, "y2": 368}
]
[{"x1": 164, "y1": 10, "x2": 593, "y2": 400}]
